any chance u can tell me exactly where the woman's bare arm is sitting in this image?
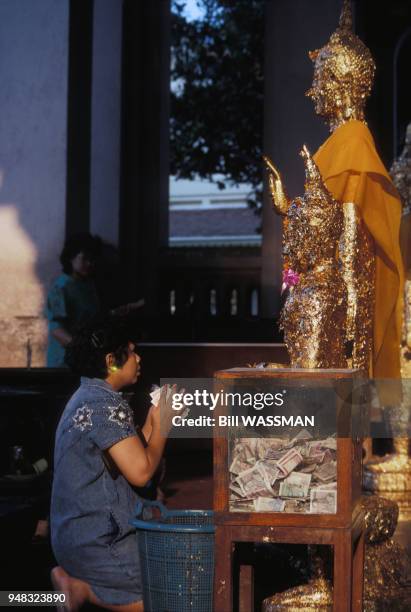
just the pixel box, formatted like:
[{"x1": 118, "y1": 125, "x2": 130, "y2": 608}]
[
  {"x1": 141, "y1": 406, "x2": 154, "y2": 443},
  {"x1": 107, "y1": 424, "x2": 166, "y2": 487},
  {"x1": 108, "y1": 386, "x2": 176, "y2": 486}
]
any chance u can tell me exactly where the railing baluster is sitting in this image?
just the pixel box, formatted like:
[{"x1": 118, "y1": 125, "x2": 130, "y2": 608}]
[
  {"x1": 230, "y1": 288, "x2": 238, "y2": 316},
  {"x1": 210, "y1": 288, "x2": 217, "y2": 316},
  {"x1": 170, "y1": 289, "x2": 176, "y2": 315},
  {"x1": 250, "y1": 288, "x2": 259, "y2": 317}
]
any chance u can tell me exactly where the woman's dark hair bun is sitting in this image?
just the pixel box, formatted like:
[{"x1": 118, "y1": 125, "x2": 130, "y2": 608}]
[{"x1": 65, "y1": 314, "x2": 134, "y2": 378}]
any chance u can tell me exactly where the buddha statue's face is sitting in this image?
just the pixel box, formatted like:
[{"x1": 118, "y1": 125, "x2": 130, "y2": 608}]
[
  {"x1": 306, "y1": 32, "x2": 375, "y2": 132},
  {"x1": 306, "y1": 53, "x2": 340, "y2": 121},
  {"x1": 306, "y1": 49, "x2": 359, "y2": 132}
]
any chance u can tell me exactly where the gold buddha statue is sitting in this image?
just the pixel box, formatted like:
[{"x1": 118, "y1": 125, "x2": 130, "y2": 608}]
[
  {"x1": 266, "y1": 0, "x2": 403, "y2": 377},
  {"x1": 301, "y1": 0, "x2": 406, "y2": 513},
  {"x1": 305, "y1": 0, "x2": 403, "y2": 378}
]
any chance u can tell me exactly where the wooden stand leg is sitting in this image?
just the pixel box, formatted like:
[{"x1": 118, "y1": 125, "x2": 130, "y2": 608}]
[
  {"x1": 352, "y1": 530, "x2": 365, "y2": 612},
  {"x1": 239, "y1": 564, "x2": 254, "y2": 612},
  {"x1": 333, "y1": 530, "x2": 352, "y2": 612},
  {"x1": 214, "y1": 526, "x2": 233, "y2": 612}
]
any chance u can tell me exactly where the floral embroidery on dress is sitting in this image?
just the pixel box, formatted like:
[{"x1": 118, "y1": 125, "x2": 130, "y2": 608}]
[
  {"x1": 72, "y1": 404, "x2": 93, "y2": 431},
  {"x1": 108, "y1": 402, "x2": 134, "y2": 428}
]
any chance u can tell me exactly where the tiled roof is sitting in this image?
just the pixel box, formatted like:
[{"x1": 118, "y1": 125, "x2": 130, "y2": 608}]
[{"x1": 170, "y1": 208, "x2": 260, "y2": 237}]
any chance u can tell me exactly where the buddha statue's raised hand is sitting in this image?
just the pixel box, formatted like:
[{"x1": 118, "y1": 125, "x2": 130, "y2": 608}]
[{"x1": 263, "y1": 155, "x2": 289, "y2": 216}]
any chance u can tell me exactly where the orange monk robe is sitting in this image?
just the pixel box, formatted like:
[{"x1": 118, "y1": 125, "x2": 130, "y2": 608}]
[{"x1": 314, "y1": 120, "x2": 404, "y2": 378}]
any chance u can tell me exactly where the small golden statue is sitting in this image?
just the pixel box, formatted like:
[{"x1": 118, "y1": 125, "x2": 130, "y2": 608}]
[
  {"x1": 262, "y1": 577, "x2": 333, "y2": 612},
  {"x1": 264, "y1": 147, "x2": 346, "y2": 369}
]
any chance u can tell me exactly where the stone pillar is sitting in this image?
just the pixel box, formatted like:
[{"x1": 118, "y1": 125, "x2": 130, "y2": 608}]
[
  {"x1": 89, "y1": 0, "x2": 123, "y2": 246},
  {"x1": 261, "y1": 0, "x2": 341, "y2": 317},
  {"x1": 65, "y1": 0, "x2": 93, "y2": 237},
  {"x1": 0, "y1": 0, "x2": 69, "y2": 366},
  {"x1": 120, "y1": 0, "x2": 170, "y2": 307}
]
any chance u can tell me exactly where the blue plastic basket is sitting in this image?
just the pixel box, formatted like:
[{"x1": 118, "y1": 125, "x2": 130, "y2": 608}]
[{"x1": 130, "y1": 499, "x2": 215, "y2": 612}]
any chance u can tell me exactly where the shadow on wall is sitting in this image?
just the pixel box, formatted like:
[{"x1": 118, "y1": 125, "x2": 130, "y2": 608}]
[
  {"x1": 0, "y1": 188, "x2": 130, "y2": 367},
  {"x1": 0, "y1": 1, "x2": 70, "y2": 366},
  {"x1": 0, "y1": 197, "x2": 46, "y2": 367}
]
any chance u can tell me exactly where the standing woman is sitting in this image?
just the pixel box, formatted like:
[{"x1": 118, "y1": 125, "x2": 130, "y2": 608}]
[
  {"x1": 46, "y1": 233, "x2": 101, "y2": 367},
  {"x1": 50, "y1": 317, "x2": 177, "y2": 611}
]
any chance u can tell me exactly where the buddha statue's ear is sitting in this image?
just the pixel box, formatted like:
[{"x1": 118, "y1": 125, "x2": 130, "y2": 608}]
[{"x1": 263, "y1": 156, "x2": 290, "y2": 216}]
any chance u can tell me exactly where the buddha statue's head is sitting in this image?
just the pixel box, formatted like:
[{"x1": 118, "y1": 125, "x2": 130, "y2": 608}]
[{"x1": 306, "y1": 0, "x2": 375, "y2": 132}]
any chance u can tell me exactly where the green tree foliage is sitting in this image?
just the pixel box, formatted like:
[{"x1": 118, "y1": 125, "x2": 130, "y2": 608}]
[{"x1": 170, "y1": 0, "x2": 265, "y2": 210}]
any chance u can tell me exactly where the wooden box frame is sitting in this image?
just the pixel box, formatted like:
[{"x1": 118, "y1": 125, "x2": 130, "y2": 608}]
[
  {"x1": 213, "y1": 368, "x2": 366, "y2": 611},
  {"x1": 214, "y1": 368, "x2": 364, "y2": 528}
]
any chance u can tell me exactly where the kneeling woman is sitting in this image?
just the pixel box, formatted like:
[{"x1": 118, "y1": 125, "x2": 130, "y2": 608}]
[{"x1": 50, "y1": 317, "x2": 176, "y2": 611}]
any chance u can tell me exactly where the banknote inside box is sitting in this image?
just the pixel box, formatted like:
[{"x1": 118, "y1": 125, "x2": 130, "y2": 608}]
[{"x1": 228, "y1": 429, "x2": 337, "y2": 514}]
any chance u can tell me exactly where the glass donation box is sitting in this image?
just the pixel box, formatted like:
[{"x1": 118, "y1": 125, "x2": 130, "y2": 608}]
[{"x1": 213, "y1": 367, "x2": 365, "y2": 527}]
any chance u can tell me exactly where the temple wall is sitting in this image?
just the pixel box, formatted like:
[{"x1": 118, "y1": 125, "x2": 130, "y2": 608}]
[{"x1": 0, "y1": 0, "x2": 69, "y2": 366}]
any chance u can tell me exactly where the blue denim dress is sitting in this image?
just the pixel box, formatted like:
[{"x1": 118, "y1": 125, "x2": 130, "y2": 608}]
[{"x1": 50, "y1": 377, "x2": 142, "y2": 605}]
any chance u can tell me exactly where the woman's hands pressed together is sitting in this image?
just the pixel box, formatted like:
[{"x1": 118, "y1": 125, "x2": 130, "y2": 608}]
[{"x1": 151, "y1": 384, "x2": 186, "y2": 434}]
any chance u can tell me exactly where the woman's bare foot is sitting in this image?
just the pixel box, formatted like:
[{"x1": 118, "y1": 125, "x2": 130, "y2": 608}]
[
  {"x1": 50, "y1": 567, "x2": 88, "y2": 611},
  {"x1": 51, "y1": 566, "x2": 144, "y2": 612},
  {"x1": 33, "y1": 519, "x2": 49, "y2": 539}
]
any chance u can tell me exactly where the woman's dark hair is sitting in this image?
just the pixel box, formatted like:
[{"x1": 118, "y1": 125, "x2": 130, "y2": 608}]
[
  {"x1": 60, "y1": 233, "x2": 102, "y2": 274},
  {"x1": 65, "y1": 315, "x2": 134, "y2": 378}
]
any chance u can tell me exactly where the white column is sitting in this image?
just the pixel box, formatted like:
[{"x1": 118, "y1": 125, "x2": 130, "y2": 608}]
[{"x1": 0, "y1": 0, "x2": 69, "y2": 365}]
